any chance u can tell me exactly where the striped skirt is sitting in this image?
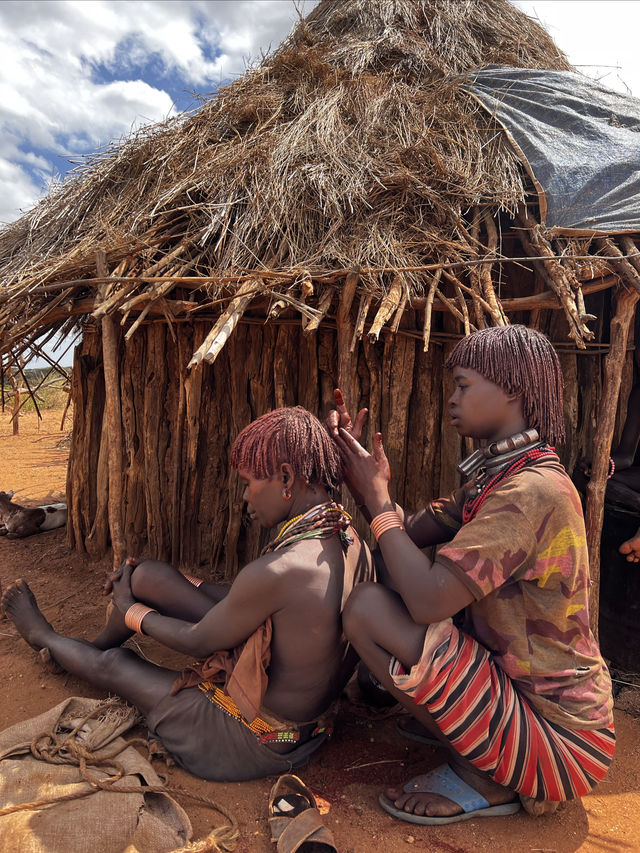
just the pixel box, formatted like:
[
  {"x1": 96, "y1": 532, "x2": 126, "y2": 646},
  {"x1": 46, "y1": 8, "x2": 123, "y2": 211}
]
[{"x1": 390, "y1": 619, "x2": 615, "y2": 801}]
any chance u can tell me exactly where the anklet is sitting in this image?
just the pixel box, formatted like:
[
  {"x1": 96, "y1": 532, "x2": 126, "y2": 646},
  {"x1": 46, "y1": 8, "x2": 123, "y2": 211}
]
[{"x1": 124, "y1": 603, "x2": 157, "y2": 634}]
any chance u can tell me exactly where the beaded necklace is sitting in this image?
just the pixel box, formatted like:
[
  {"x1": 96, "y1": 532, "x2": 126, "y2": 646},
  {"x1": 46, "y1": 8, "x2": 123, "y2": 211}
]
[
  {"x1": 275, "y1": 511, "x2": 305, "y2": 542},
  {"x1": 462, "y1": 442, "x2": 558, "y2": 523},
  {"x1": 262, "y1": 501, "x2": 353, "y2": 554}
]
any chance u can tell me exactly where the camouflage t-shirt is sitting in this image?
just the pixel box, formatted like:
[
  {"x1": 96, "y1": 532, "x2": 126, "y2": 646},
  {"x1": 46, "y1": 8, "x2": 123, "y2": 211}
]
[{"x1": 430, "y1": 457, "x2": 613, "y2": 730}]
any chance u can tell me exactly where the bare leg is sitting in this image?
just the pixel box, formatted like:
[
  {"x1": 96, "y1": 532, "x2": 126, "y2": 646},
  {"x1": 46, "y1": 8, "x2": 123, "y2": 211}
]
[
  {"x1": 343, "y1": 583, "x2": 517, "y2": 819},
  {"x1": 93, "y1": 560, "x2": 229, "y2": 649},
  {"x1": 3, "y1": 580, "x2": 177, "y2": 716}
]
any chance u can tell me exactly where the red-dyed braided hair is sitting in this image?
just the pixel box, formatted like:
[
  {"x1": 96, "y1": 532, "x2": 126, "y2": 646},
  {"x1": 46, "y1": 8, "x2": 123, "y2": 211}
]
[
  {"x1": 230, "y1": 406, "x2": 343, "y2": 489},
  {"x1": 445, "y1": 325, "x2": 565, "y2": 446}
]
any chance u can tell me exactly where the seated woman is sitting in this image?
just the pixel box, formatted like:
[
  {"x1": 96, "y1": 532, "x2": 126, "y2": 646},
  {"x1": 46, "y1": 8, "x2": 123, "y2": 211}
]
[
  {"x1": 328, "y1": 325, "x2": 614, "y2": 825},
  {"x1": 2, "y1": 406, "x2": 373, "y2": 782}
]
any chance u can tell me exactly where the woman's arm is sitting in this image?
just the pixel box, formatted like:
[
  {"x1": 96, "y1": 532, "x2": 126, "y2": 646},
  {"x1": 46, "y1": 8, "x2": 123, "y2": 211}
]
[
  {"x1": 402, "y1": 506, "x2": 458, "y2": 548},
  {"x1": 333, "y1": 428, "x2": 473, "y2": 623},
  {"x1": 111, "y1": 560, "x2": 280, "y2": 657},
  {"x1": 326, "y1": 389, "x2": 453, "y2": 546}
]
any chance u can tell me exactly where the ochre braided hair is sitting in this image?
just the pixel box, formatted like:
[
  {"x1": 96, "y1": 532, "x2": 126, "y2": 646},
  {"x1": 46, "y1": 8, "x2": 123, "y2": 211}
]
[
  {"x1": 445, "y1": 325, "x2": 565, "y2": 445},
  {"x1": 230, "y1": 406, "x2": 343, "y2": 488}
]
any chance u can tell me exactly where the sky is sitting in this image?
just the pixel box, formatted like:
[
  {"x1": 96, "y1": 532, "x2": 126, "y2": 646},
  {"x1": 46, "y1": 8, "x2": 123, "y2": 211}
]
[
  {"x1": 1, "y1": 0, "x2": 639, "y2": 367},
  {"x1": 1, "y1": 0, "x2": 639, "y2": 226},
  {"x1": 1, "y1": 0, "x2": 640, "y2": 226}
]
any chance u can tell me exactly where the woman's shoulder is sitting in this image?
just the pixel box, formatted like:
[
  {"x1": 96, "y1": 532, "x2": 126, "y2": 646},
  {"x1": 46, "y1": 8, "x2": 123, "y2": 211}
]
[{"x1": 486, "y1": 459, "x2": 583, "y2": 523}]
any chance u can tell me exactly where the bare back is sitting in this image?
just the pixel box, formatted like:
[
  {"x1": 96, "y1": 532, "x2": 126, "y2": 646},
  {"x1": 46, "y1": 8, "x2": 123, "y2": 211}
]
[{"x1": 262, "y1": 526, "x2": 373, "y2": 722}]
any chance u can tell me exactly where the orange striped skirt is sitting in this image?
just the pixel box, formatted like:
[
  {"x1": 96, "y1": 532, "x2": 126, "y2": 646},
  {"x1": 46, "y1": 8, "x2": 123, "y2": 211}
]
[{"x1": 390, "y1": 620, "x2": 615, "y2": 801}]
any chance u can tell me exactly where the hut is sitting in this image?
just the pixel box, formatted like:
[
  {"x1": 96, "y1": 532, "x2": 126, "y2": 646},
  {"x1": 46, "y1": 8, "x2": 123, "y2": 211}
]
[{"x1": 1, "y1": 0, "x2": 639, "y2": 637}]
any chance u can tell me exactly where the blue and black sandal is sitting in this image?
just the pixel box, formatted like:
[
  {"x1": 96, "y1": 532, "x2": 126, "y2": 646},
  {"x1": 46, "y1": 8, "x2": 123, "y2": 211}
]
[{"x1": 379, "y1": 763, "x2": 521, "y2": 825}]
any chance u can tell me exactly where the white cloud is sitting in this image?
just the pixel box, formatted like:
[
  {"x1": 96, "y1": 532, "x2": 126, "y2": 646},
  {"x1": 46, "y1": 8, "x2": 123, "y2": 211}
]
[
  {"x1": 2, "y1": 1, "x2": 638, "y2": 226},
  {"x1": 0, "y1": 0, "x2": 315, "y2": 222},
  {"x1": 0, "y1": 157, "x2": 45, "y2": 224}
]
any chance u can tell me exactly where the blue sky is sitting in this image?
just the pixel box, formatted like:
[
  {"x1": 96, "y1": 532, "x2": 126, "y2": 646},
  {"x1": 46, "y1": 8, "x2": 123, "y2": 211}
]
[
  {"x1": 2, "y1": 1, "x2": 639, "y2": 226},
  {"x1": 0, "y1": 0, "x2": 318, "y2": 224}
]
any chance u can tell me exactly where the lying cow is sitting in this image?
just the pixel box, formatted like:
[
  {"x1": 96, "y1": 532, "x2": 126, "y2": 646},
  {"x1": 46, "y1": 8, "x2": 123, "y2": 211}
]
[{"x1": 0, "y1": 491, "x2": 68, "y2": 539}]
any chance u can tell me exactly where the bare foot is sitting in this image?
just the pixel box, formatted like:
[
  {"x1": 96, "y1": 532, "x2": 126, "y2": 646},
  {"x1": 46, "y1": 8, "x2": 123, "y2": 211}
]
[
  {"x1": 383, "y1": 761, "x2": 516, "y2": 818},
  {"x1": 619, "y1": 532, "x2": 640, "y2": 563},
  {"x1": 2, "y1": 580, "x2": 55, "y2": 651}
]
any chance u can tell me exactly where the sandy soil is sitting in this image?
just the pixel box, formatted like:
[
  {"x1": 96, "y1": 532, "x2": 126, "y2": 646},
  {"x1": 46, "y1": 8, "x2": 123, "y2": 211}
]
[{"x1": 1, "y1": 409, "x2": 640, "y2": 852}]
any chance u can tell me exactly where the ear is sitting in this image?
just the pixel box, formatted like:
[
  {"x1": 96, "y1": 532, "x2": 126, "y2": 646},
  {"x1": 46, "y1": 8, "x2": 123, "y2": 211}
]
[
  {"x1": 7, "y1": 490, "x2": 14, "y2": 499},
  {"x1": 278, "y1": 462, "x2": 295, "y2": 486}
]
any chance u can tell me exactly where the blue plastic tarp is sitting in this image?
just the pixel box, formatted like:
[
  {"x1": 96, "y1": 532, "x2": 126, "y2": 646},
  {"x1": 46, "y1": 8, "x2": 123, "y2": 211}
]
[{"x1": 464, "y1": 67, "x2": 640, "y2": 234}]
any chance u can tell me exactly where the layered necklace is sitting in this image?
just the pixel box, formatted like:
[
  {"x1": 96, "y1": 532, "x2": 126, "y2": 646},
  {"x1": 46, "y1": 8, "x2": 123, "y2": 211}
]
[
  {"x1": 458, "y1": 429, "x2": 558, "y2": 523},
  {"x1": 261, "y1": 501, "x2": 353, "y2": 554}
]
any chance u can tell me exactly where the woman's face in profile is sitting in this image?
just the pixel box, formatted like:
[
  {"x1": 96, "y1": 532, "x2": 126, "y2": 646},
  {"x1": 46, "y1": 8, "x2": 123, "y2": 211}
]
[{"x1": 238, "y1": 467, "x2": 288, "y2": 529}]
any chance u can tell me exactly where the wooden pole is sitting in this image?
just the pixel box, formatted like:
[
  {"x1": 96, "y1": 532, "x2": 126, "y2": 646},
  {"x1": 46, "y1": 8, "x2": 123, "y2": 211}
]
[
  {"x1": 59, "y1": 387, "x2": 72, "y2": 431},
  {"x1": 585, "y1": 285, "x2": 639, "y2": 639},
  {"x1": 337, "y1": 271, "x2": 359, "y2": 403},
  {"x1": 171, "y1": 333, "x2": 186, "y2": 568},
  {"x1": 96, "y1": 250, "x2": 126, "y2": 570},
  {"x1": 9, "y1": 365, "x2": 20, "y2": 435}
]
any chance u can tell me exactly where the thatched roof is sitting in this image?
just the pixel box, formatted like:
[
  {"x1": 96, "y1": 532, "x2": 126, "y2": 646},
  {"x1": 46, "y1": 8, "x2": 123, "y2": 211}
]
[{"x1": 2, "y1": 0, "x2": 632, "y2": 366}]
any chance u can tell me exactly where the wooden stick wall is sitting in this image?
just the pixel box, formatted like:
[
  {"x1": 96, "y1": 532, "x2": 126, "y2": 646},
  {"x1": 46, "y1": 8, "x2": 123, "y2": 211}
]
[{"x1": 67, "y1": 291, "x2": 635, "y2": 592}]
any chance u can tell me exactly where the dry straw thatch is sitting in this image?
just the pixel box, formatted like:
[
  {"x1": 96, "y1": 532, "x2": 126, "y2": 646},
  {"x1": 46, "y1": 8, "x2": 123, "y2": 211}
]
[{"x1": 1, "y1": 0, "x2": 600, "y2": 366}]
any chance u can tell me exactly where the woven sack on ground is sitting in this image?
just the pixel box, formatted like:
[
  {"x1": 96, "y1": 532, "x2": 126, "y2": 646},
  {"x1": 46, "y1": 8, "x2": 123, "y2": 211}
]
[{"x1": 0, "y1": 696, "x2": 192, "y2": 853}]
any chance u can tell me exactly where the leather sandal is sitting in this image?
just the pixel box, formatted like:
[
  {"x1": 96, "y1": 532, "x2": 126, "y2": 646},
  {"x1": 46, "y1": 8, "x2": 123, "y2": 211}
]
[{"x1": 268, "y1": 773, "x2": 338, "y2": 852}]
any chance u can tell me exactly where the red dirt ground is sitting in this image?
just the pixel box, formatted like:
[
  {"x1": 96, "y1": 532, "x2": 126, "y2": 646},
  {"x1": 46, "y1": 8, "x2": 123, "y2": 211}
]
[{"x1": 1, "y1": 409, "x2": 640, "y2": 852}]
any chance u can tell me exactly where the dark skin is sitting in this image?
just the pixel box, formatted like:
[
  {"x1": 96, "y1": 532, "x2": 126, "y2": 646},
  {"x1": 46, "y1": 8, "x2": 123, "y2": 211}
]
[
  {"x1": 612, "y1": 382, "x2": 640, "y2": 561},
  {"x1": 578, "y1": 380, "x2": 640, "y2": 562},
  {"x1": 328, "y1": 369, "x2": 529, "y2": 818},
  {"x1": 2, "y1": 462, "x2": 372, "y2": 755}
]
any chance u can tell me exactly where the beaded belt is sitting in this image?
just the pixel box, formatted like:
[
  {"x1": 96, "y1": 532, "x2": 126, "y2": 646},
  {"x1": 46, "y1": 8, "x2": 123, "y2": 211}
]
[{"x1": 197, "y1": 681, "x2": 332, "y2": 745}]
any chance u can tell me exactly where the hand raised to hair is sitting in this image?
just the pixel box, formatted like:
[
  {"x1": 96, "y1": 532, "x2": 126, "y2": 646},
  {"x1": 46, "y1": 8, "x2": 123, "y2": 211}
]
[
  {"x1": 326, "y1": 388, "x2": 368, "y2": 442},
  {"x1": 334, "y1": 427, "x2": 392, "y2": 515},
  {"x1": 103, "y1": 555, "x2": 139, "y2": 596}
]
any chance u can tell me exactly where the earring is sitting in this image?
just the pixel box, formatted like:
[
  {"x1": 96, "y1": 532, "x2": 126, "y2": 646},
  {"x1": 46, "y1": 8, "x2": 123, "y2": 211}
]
[{"x1": 282, "y1": 486, "x2": 292, "y2": 500}]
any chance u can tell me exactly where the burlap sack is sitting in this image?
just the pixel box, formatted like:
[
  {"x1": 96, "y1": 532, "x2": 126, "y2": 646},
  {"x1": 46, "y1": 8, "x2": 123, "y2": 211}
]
[{"x1": 0, "y1": 696, "x2": 192, "y2": 853}]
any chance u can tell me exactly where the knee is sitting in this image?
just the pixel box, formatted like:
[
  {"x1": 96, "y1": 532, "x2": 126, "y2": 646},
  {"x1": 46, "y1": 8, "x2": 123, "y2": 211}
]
[
  {"x1": 342, "y1": 582, "x2": 384, "y2": 643},
  {"x1": 91, "y1": 647, "x2": 134, "y2": 681},
  {"x1": 130, "y1": 559, "x2": 172, "y2": 598}
]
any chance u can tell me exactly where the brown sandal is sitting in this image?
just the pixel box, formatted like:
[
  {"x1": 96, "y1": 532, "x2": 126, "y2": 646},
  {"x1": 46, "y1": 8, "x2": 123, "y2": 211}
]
[{"x1": 268, "y1": 774, "x2": 338, "y2": 853}]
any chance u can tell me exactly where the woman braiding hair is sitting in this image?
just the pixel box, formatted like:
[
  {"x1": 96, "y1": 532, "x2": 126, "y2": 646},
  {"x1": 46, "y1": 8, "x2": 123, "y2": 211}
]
[{"x1": 329, "y1": 324, "x2": 614, "y2": 826}]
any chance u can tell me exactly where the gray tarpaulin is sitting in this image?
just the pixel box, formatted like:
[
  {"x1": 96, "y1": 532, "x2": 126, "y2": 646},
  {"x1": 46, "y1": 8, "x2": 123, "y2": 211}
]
[{"x1": 464, "y1": 66, "x2": 640, "y2": 234}]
